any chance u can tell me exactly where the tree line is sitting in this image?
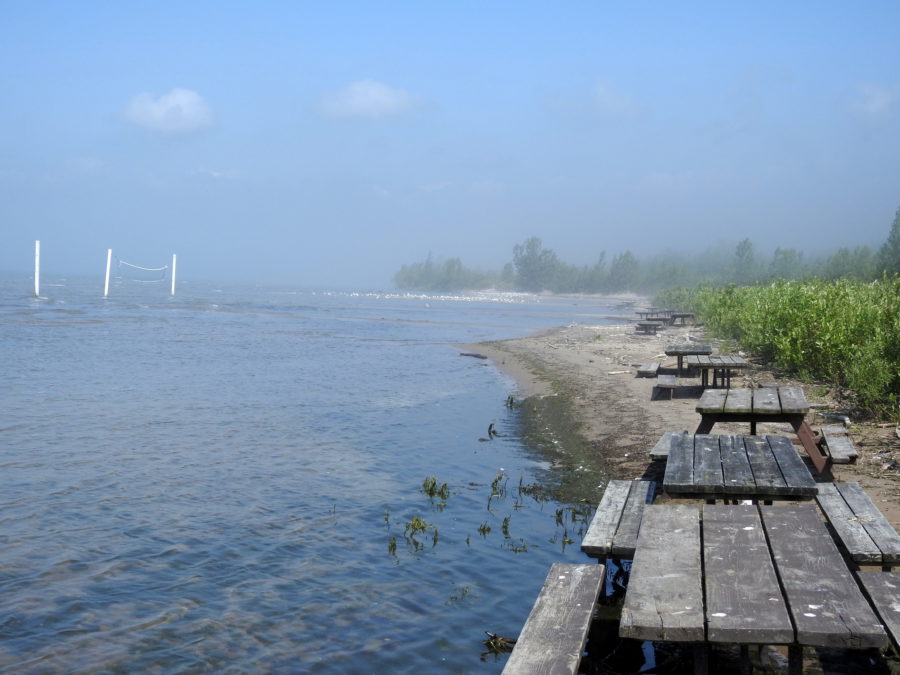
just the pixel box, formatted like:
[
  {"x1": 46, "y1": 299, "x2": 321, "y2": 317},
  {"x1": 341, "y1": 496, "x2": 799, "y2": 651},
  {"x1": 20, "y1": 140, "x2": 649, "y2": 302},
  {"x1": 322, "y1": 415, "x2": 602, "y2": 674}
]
[{"x1": 393, "y1": 206, "x2": 900, "y2": 293}]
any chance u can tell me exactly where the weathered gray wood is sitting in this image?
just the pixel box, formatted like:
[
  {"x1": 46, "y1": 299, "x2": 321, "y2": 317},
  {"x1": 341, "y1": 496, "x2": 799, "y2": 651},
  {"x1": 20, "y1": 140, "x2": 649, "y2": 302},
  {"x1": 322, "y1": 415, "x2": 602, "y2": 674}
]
[
  {"x1": 723, "y1": 388, "x2": 752, "y2": 414},
  {"x1": 837, "y1": 482, "x2": 900, "y2": 564},
  {"x1": 657, "y1": 374, "x2": 677, "y2": 388},
  {"x1": 611, "y1": 480, "x2": 656, "y2": 557},
  {"x1": 821, "y1": 426, "x2": 858, "y2": 463},
  {"x1": 856, "y1": 571, "x2": 900, "y2": 651},
  {"x1": 620, "y1": 504, "x2": 705, "y2": 642},
  {"x1": 703, "y1": 505, "x2": 794, "y2": 644},
  {"x1": 664, "y1": 433, "x2": 696, "y2": 493},
  {"x1": 581, "y1": 480, "x2": 632, "y2": 558},
  {"x1": 636, "y1": 362, "x2": 660, "y2": 377},
  {"x1": 665, "y1": 344, "x2": 713, "y2": 356},
  {"x1": 816, "y1": 483, "x2": 882, "y2": 563},
  {"x1": 777, "y1": 386, "x2": 809, "y2": 414},
  {"x1": 718, "y1": 435, "x2": 756, "y2": 495},
  {"x1": 697, "y1": 388, "x2": 727, "y2": 413},
  {"x1": 760, "y1": 505, "x2": 887, "y2": 649},
  {"x1": 503, "y1": 563, "x2": 605, "y2": 675},
  {"x1": 751, "y1": 387, "x2": 780, "y2": 415},
  {"x1": 693, "y1": 434, "x2": 724, "y2": 495},
  {"x1": 766, "y1": 434, "x2": 818, "y2": 496},
  {"x1": 649, "y1": 430, "x2": 687, "y2": 461},
  {"x1": 743, "y1": 435, "x2": 787, "y2": 494}
]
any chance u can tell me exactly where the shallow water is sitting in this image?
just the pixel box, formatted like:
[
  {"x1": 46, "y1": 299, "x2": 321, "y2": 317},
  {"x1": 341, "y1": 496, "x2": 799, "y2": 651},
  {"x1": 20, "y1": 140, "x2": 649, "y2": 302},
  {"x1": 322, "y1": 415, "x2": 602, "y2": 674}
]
[{"x1": 0, "y1": 277, "x2": 630, "y2": 673}]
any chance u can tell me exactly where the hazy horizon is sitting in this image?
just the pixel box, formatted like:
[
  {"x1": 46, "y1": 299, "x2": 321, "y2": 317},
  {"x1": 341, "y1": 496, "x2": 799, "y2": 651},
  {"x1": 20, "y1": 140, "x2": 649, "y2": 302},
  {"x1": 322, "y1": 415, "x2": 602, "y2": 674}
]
[{"x1": 3, "y1": 3, "x2": 898, "y2": 288}]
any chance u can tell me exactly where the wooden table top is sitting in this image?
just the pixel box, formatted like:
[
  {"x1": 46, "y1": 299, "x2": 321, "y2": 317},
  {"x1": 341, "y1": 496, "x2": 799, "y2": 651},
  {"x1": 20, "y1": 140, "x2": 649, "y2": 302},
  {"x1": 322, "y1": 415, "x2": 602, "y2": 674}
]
[
  {"x1": 696, "y1": 386, "x2": 808, "y2": 416},
  {"x1": 663, "y1": 433, "x2": 817, "y2": 499},
  {"x1": 620, "y1": 503, "x2": 887, "y2": 649},
  {"x1": 685, "y1": 355, "x2": 749, "y2": 368},
  {"x1": 665, "y1": 344, "x2": 713, "y2": 357}
]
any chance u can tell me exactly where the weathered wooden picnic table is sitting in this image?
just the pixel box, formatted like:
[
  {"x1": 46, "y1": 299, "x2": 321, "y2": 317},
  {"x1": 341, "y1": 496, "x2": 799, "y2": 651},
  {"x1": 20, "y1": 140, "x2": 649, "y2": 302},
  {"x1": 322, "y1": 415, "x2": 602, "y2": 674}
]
[
  {"x1": 665, "y1": 343, "x2": 713, "y2": 375},
  {"x1": 663, "y1": 433, "x2": 817, "y2": 501},
  {"x1": 685, "y1": 354, "x2": 750, "y2": 388},
  {"x1": 695, "y1": 386, "x2": 831, "y2": 475},
  {"x1": 620, "y1": 503, "x2": 887, "y2": 674},
  {"x1": 636, "y1": 308, "x2": 673, "y2": 320}
]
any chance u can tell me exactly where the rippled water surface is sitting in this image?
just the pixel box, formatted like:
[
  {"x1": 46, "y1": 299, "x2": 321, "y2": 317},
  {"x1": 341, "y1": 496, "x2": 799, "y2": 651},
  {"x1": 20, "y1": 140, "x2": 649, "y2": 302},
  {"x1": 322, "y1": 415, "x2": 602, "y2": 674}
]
[{"x1": 1, "y1": 277, "x2": 629, "y2": 673}]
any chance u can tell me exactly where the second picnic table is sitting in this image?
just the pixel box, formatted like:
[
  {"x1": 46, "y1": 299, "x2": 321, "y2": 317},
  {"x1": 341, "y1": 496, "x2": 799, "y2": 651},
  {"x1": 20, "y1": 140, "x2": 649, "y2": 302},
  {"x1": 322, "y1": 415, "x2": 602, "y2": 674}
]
[
  {"x1": 665, "y1": 343, "x2": 713, "y2": 375},
  {"x1": 685, "y1": 354, "x2": 749, "y2": 389},
  {"x1": 695, "y1": 386, "x2": 830, "y2": 475}
]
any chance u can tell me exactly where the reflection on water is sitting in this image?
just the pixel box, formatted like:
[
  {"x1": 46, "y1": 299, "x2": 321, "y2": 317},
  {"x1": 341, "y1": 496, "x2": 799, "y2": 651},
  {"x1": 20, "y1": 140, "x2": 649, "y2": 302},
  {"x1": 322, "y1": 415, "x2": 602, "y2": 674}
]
[{"x1": 1, "y1": 278, "x2": 629, "y2": 673}]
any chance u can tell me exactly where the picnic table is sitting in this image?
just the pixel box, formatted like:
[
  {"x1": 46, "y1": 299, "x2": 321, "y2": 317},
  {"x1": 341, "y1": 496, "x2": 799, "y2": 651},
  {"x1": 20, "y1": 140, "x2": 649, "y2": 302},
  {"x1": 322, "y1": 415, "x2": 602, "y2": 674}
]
[
  {"x1": 663, "y1": 433, "x2": 817, "y2": 501},
  {"x1": 665, "y1": 343, "x2": 713, "y2": 375},
  {"x1": 685, "y1": 354, "x2": 750, "y2": 388},
  {"x1": 694, "y1": 386, "x2": 830, "y2": 475},
  {"x1": 620, "y1": 503, "x2": 887, "y2": 674}
]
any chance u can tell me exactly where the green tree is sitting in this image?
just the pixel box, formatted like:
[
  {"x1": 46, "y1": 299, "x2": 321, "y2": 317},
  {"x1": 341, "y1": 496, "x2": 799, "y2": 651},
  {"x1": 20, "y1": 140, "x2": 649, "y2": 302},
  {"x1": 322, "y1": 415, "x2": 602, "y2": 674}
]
[
  {"x1": 768, "y1": 248, "x2": 804, "y2": 281},
  {"x1": 607, "y1": 251, "x2": 639, "y2": 292},
  {"x1": 878, "y1": 206, "x2": 900, "y2": 275},
  {"x1": 512, "y1": 237, "x2": 562, "y2": 292},
  {"x1": 733, "y1": 239, "x2": 759, "y2": 285}
]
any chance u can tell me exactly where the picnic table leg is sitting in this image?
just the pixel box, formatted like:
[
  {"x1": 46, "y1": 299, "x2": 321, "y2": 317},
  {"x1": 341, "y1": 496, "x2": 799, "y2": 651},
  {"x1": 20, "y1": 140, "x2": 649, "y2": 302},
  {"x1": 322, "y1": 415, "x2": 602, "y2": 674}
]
[
  {"x1": 750, "y1": 421, "x2": 757, "y2": 435},
  {"x1": 790, "y1": 419, "x2": 832, "y2": 479},
  {"x1": 788, "y1": 645, "x2": 802, "y2": 675},
  {"x1": 695, "y1": 416, "x2": 715, "y2": 434},
  {"x1": 677, "y1": 355, "x2": 684, "y2": 375},
  {"x1": 693, "y1": 644, "x2": 709, "y2": 675}
]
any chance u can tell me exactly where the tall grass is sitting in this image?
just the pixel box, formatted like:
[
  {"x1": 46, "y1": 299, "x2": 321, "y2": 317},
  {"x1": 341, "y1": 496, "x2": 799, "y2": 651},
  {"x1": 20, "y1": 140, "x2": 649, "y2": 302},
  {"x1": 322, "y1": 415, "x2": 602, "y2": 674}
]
[{"x1": 656, "y1": 277, "x2": 900, "y2": 416}]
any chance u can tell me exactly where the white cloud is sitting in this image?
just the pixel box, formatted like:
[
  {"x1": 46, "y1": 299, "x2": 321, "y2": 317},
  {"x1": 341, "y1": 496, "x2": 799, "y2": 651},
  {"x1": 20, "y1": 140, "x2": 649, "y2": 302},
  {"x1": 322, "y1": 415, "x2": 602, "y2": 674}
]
[
  {"x1": 125, "y1": 88, "x2": 213, "y2": 132},
  {"x1": 319, "y1": 79, "x2": 417, "y2": 118},
  {"x1": 851, "y1": 83, "x2": 899, "y2": 123}
]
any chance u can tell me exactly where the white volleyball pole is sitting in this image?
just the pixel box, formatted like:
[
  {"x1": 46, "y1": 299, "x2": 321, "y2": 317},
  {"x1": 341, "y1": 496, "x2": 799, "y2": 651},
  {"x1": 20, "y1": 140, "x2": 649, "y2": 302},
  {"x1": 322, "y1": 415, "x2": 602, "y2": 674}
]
[
  {"x1": 170, "y1": 254, "x2": 177, "y2": 296},
  {"x1": 103, "y1": 249, "x2": 112, "y2": 297},
  {"x1": 34, "y1": 240, "x2": 41, "y2": 298}
]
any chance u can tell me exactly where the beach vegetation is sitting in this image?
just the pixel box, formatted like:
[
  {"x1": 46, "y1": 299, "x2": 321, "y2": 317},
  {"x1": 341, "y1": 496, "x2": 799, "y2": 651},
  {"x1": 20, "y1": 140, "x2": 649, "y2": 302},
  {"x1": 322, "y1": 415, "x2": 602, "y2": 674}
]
[{"x1": 655, "y1": 277, "x2": 900, "y2": 416}]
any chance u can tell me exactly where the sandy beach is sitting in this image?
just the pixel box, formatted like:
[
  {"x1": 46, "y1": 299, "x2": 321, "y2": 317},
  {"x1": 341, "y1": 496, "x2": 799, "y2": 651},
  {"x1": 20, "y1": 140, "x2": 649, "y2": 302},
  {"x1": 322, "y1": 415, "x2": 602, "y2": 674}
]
[{"x1": 469, "y1": 318, "x2": 900, "y2": 524}]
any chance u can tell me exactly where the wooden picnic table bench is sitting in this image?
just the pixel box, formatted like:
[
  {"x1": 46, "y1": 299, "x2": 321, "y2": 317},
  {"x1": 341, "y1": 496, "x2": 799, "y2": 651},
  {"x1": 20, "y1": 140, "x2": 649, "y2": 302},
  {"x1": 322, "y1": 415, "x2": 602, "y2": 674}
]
[
  {"x1": 685, "y1": 354, "x2": 750, "y2": 388},
  {"x1": 671, "y1": 312, "x2": 695, "y2": 325},
  {"x1": 581, "y1": 480, "x2": 656, "y2": 560},
  {"x1": 620, "y1": 503, "x2": 887, "y2": 674},
  {"x1": 502, "y1": 562, "x2": 605, "y2": 675},
  {"x1": 664, "y1": 433, "x2": 818, "y2": 502},
  {"x1": 695, "y1": 386, "x2": 831, "y2": 477},
  {"x1": 816, "y1": 482, "x2": 900, "y2": 569}
]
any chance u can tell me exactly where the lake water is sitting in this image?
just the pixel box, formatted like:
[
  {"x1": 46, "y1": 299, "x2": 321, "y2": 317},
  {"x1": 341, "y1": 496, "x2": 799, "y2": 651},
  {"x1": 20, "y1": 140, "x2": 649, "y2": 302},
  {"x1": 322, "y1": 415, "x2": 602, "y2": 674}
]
[{"x1": 0, "y1": 276, "x2": 631, "y2": 673}]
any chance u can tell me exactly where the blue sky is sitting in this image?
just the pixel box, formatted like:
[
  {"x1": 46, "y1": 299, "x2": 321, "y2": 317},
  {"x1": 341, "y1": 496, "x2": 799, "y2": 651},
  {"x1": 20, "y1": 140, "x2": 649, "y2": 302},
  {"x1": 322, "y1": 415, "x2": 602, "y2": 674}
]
[{"x1": 2, "y1": 2, "x2": 899, "y2": 288}]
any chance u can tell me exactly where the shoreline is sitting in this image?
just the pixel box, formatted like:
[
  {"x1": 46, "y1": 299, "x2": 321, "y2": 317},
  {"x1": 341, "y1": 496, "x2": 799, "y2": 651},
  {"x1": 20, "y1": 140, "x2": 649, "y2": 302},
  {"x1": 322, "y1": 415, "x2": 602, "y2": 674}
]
[{"x1": 467, "y1": 321, "x2": 900, "y2": 521}]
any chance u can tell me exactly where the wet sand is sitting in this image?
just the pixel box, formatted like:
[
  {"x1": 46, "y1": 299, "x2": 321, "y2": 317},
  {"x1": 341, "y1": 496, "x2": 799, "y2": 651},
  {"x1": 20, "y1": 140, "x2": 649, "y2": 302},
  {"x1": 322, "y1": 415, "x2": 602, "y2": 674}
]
[{"x1": 469, "y1": 320, "x2": 900, "y2": 523}]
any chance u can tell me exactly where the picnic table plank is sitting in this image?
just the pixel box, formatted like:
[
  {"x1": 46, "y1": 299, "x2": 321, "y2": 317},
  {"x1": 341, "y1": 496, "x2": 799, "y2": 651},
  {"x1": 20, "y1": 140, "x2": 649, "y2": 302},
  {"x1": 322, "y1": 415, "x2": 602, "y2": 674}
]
[
  {"x1": 718, "y1": 435, "x2": 756, "y2": 495},
  {"x1": 856, "y1": 572, "x2": 900, "y2": 651},
  {"x1": 743, "y1": 435, "x2": 787, "y2": 494},
  {"x1": 752, "y1": 387, "x2": 780, "y2": 414},
  {"x1": 580, "y1": 480, "x2": 632, "y2": 558},
  {"x1": 767, "y1": 434, "x2": 818, "y2": 496},
  {"x1": 821, "y1": 426, "x2": 858, "y2": 463},
  {"x1": 697, "y1": 388, "x2": 727, "y2": 413},
  {"x1": 723, "y1": 388, "x2": 752, "y2": 414},
  {"x1": 703, "y1": 505, "x2": 794, "y2": 644},
  {"x1": 836, "y1": 482, "x2": 900, "y2": 564},
  {"x1": 620, "y1": 504, "x2": 705, "y2": 642},
  {"x1": 777, "y1": 386, "x2": 809, "y2": 414},
  {"x1": 664, "y1": 433, "x2": 696, "y2": 493},
  {"x1": 612, "y1": 480, "x2": 656, "y2": 557},
  {"x1": 760, "y1": 505, "x2": 887, "y2": 649},
  {"x1": 649, "y1": 430, "x2": 687, "y2": 461},
  {"x1": 502, "y1": 563, "x2": 605, "y2": 675},
  {"x1": 815, "y1": 483, "x2": 882, "y2": 563},
  {"x1": 693, "y1": 434, "x2": 724, "y2": 495}
]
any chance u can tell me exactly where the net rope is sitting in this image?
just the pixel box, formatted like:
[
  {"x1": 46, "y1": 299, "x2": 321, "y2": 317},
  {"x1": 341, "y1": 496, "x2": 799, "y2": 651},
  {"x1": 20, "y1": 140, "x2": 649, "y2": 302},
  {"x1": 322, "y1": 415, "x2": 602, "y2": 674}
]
[{"x1": 116, "y1": 259, "x2": 169, "y2": 283}]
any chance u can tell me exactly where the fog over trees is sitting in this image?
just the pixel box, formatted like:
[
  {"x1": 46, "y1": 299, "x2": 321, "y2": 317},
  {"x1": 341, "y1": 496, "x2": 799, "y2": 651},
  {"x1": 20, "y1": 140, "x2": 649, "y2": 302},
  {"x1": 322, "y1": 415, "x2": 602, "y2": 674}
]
[{"x1": 394, "y1": 207, "x2": 900, "y2": 293}]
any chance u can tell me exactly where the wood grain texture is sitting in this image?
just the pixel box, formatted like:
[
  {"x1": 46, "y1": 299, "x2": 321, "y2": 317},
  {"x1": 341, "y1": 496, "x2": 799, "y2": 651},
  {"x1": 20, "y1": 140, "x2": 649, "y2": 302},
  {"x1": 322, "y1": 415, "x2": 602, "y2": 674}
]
[
  {"x1": 857, "y1": 571, "x2": 900, "y2": 651},
  {"x1": 697, "y1": 388, "x2": 727, "y2": 413},
  {"x1": 620, "y1": 504, "x2": 704, "y2": 642},
  {"x1": 503, "y1": 563, "x2": 605, "y2": 675},
  {"x1": 611, "y1": 480, "x2": 656, "y2": 557},
  {"x1": 837, "y1": 482, "x2": 900, "y2": 564},
  {"x1": 752, "y1": 387, "x2": 780, "y2": 415},
  {"x1": 760, "y1": 505, "x2": 886, "y2": 649},
  {"x1": 664, "y1": 433, "x2": 696, "y2": 493},
  {"x1": 581, "y1": 480, "x2": 632, "y2": 558},
  {"x1": 723, "y1": 388, "x2": 752, "y2": 414},
  {"x1": 766, "y1": 434, "x2": 818, "y2": 496},
  {"x1": 703, "y1": 505, "x2": 794, "y2": 644},
  {"x1": 777, "y1": 386, "x2": 809, "y2": 414}
]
